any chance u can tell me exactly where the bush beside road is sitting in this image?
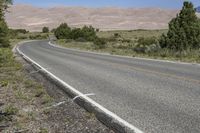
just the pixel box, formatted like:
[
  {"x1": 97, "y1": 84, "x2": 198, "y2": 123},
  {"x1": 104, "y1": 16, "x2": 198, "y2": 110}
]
[{"x1": 56, "y1": 29, "x2": 200, "y2": 63}]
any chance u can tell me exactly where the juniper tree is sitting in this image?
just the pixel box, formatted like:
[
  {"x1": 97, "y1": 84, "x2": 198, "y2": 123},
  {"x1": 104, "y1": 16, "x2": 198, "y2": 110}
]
[
  {"x1": 0, "y1": 0, "x2": 12, "y2": 47},
  {"x1": 54, "y1": 23, "x2": 71, "y2": 39},
  {"x1": 42, "y1": 27, "x2": 49, "y2": 33},
  {"x1": 159, "y1": 1, "x2": 200, "y2": 51}
]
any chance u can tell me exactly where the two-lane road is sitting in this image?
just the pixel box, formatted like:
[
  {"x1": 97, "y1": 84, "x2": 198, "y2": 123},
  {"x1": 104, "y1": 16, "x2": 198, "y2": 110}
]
[{"x1": 19, "y1": 40, "x2": 200, "y2": 133}]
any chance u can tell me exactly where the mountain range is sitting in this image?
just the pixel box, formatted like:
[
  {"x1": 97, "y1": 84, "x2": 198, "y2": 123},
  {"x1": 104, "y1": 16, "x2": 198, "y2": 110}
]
[{"x1": 5, "y1": 4, "x2": 180, "y2": 31}]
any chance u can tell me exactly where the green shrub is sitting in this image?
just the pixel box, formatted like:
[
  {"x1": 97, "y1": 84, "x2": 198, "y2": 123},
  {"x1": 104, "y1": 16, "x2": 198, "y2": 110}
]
[
  {"x1": 54, "y1": 23, "x2": 71, "y2": 39},
  {"x1": 24, "y1": 80, "x2": 35, "y2": 88},
  {"x1": 96, "y1": 28, "x2": 100, "y2": 32},
  {"x1": 4, "y1": 105, "x2": 18, "y2": 115},
  {"x1": 70, "y1": 28, "x2": 84, "y2": 40},
  {"x1": 69, "y1": 26, "x2": 97, "y2": 41},
  {"x1": 137, "y1": 37, "x2": 157, "y2": 46},
  {"x1": 134, "y1": 44, "x2": 161, "y2": 54},
  {"x1": 42, "y1": 27, "x2": 49, "y2": 33},
  {"x1": 134, "y1": 45, "x2": 148, "y2": 53},
  {"x1": 114, "y1": 33, "x2": 120, "y2": 37},
  {"x1": 41, "y1": 95, "x2": 53, "y2": 105},
  {"x1": 104, "y1": 36, "x2": 116, "y2": 42},
  {"x1": 15, "y1": 89, "x2": 29, "y2": 100},
  {"x1": 134, "y1": 37, "x2": 159, "y2": 53},
  {"x1": 0, "y1": 48, "x2": 13, "y2": 66},
  {"x1": 65, "y1": 39, "x2": 73, "y2": 43},
  {"x1": 17, "y1": 35, "x2": 28, "y2": 40},
  {"x1": 8, "y1": 29, "x2": 29, "y2": 39},
  {"x1": 0, "y1": 80, "x2": 9, "y2": 87},
  {"x1": 122, "y1": 39, "x2": 131, "y2": 43},
  {"x1": 12, "y1": 29, "x2": 28, "y2": 34},
  {"x1": 94, "y1": 37, "x2": 106, "y2": 49},
  {"x1": 29, "y1": 34, "x2": 48, "y2": 40},
  {"x1": 0, "y1": 0, "x2": 12, "y2": 48},
  {"x1": 54, "y1": 23, "x2": 97, "y2": 42},
  {"x1": 39, "y1": 128, "x2": 48, "y2": 133},
  {"x1": 35, "y1": 86, "x2": 45, "y2": 97},
  {"x1": 81, "y1": 25, "x2": 97, "y2": 41},
  {"x1": 0, "y1": 21, "x2": 10, "y2": 48},
  {"x1": 75, "y1": 37, "x2": 87, "y2": 42}
]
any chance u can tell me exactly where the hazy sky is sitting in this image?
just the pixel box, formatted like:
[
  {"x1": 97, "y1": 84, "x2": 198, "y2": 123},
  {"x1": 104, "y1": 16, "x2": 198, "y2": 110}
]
[{"x1": 14, "y1": 0, "x2": 199, "y2": 9}]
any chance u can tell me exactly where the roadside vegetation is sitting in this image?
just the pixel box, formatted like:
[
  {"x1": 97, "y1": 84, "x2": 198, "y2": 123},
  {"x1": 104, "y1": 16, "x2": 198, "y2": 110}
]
[
  {"x1": 54, "y1": 1, "x2": 200, "y2": 63},
  {"x1": 9, "y1": 29, "x2": 49, "y2": 40},
  {"x1": 42, "y1": 27, "x2": 49, "y2": 33},
  {"x1": 0, "y1": 1, "x2": 50, "y2": 131},
  {"x1": 0, "y1": 40, "x2": 53, "y2": 132},
  {"x1": 54, "y1": 23, "x2": 107, "y2": 49}
]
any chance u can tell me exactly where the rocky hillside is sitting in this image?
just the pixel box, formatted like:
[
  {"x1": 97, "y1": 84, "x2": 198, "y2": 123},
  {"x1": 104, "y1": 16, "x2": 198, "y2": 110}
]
[{"x1": 6, "y1": 4, "x2": 179, "y2": 31}]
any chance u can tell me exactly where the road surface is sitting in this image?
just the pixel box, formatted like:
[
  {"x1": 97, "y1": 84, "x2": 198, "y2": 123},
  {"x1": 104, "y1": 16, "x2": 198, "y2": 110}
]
[{"x1": 19, "y1": 40, "x2": 200, "y2": 133}]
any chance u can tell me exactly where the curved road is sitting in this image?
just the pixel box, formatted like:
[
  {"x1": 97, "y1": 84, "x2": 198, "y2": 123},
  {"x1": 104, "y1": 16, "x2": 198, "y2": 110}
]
[{"x1": 19, "y1": 40, "x2": 200, "y2": 133}]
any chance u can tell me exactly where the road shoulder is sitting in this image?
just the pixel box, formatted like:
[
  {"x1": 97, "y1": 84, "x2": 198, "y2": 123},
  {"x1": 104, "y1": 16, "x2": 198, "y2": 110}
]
[{"x1": 0, "y1": 42, "x2": 113, "y2": 133}]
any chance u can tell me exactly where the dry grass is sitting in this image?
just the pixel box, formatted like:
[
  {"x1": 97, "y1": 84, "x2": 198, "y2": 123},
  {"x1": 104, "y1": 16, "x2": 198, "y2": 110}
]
[
  {"x1": 0, "y1": 44, "x2": 55, "y2": 132},
  {"x1": 97, "y1": 29, "x2": 167, "y2": 40}
]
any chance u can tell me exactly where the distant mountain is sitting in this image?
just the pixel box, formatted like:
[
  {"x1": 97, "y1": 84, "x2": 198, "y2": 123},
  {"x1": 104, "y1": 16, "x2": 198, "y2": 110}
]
[
  {"x1": 5, "y1": 4, "x2": 179, "y2": 31},
  {"x1": 195, "y1": 6, "x2": 200, "y2": 13}
]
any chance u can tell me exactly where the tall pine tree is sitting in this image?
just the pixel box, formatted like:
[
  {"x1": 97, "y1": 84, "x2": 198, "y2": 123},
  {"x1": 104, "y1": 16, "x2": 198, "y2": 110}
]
[{"x1": 159, "y1": 1, "x2": 200, "y2": 51}]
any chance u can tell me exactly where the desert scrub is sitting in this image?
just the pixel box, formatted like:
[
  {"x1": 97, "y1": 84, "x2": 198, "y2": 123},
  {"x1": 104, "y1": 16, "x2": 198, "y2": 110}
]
[
  {"x1": 93, "y1": 37, "x2": 107, "y2": 49},
  {"x1": 24, "y1": 79, "x2": 35, "y2": 88},
  {"x1": 4, "y1": 105, "x2": 19, "y2": 115},
  {"x1": 85, "y1": 112, "x2": 95, "y2": 120},
  {"x1": 39, "y1": 128, "x2": 48, "y2": 133},
  {"x1": 34, "y1": 85, "x2": 45, "y2": 97},
  {"x1": 0, "y1": 80, "x2": 9, "y2": 87},
  {"x1": 0, "y1": 48, "x2": 14, "y2": 67},
  {"x1": 41, "y1": 94, "x2": 53, "y2": 105},
  {"x1": 27, "y1": 111, "x2": 36, "y2": 121},
  {"x1": 14, "y1": 89, "x2": 30, "y2": 101},
  {"x1": 0, "y1": 48, "x2": 22, "y2": 69}
]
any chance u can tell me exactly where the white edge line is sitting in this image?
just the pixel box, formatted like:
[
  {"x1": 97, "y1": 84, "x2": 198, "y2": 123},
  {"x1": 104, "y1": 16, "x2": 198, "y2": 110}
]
[
  {"x1": 49, "y1": 41, "x2": 200, "y2": 66},
  {"x1": 16, "y1": 41, "x2": 144, "y2": 133}
]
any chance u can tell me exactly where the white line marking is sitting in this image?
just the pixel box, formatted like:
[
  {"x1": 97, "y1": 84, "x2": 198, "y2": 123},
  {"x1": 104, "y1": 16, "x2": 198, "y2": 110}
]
[
  {"x1": 47, "y1": 101, "x2": 66, "y2": 109},
  {"x1": 44, "y1": 101, "x2": 66, "y2": 110},
  {"x1": 73, "y1": 93, "x2": 95, "y2": 102},
  {"x1": 49, "y1": 41, "x2": 200, "y2": 66},
  {"x1": 17, "y1": 41, "x2": 144, "y2": 133},
  {"x1": 52, "y1": 101, "x2": 66, "y2": 107}
]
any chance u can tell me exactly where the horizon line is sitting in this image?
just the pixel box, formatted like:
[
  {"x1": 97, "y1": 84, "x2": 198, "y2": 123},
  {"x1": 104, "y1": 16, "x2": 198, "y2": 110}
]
[{"x1": 13, "y1": 3, "x2": 182, "y2": 10}]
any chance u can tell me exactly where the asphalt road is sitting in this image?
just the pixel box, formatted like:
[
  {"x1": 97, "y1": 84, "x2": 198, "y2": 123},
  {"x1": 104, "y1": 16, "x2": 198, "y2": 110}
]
[{"x1": 19, "y1": 40, "x2": 200, "y2": 133}]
